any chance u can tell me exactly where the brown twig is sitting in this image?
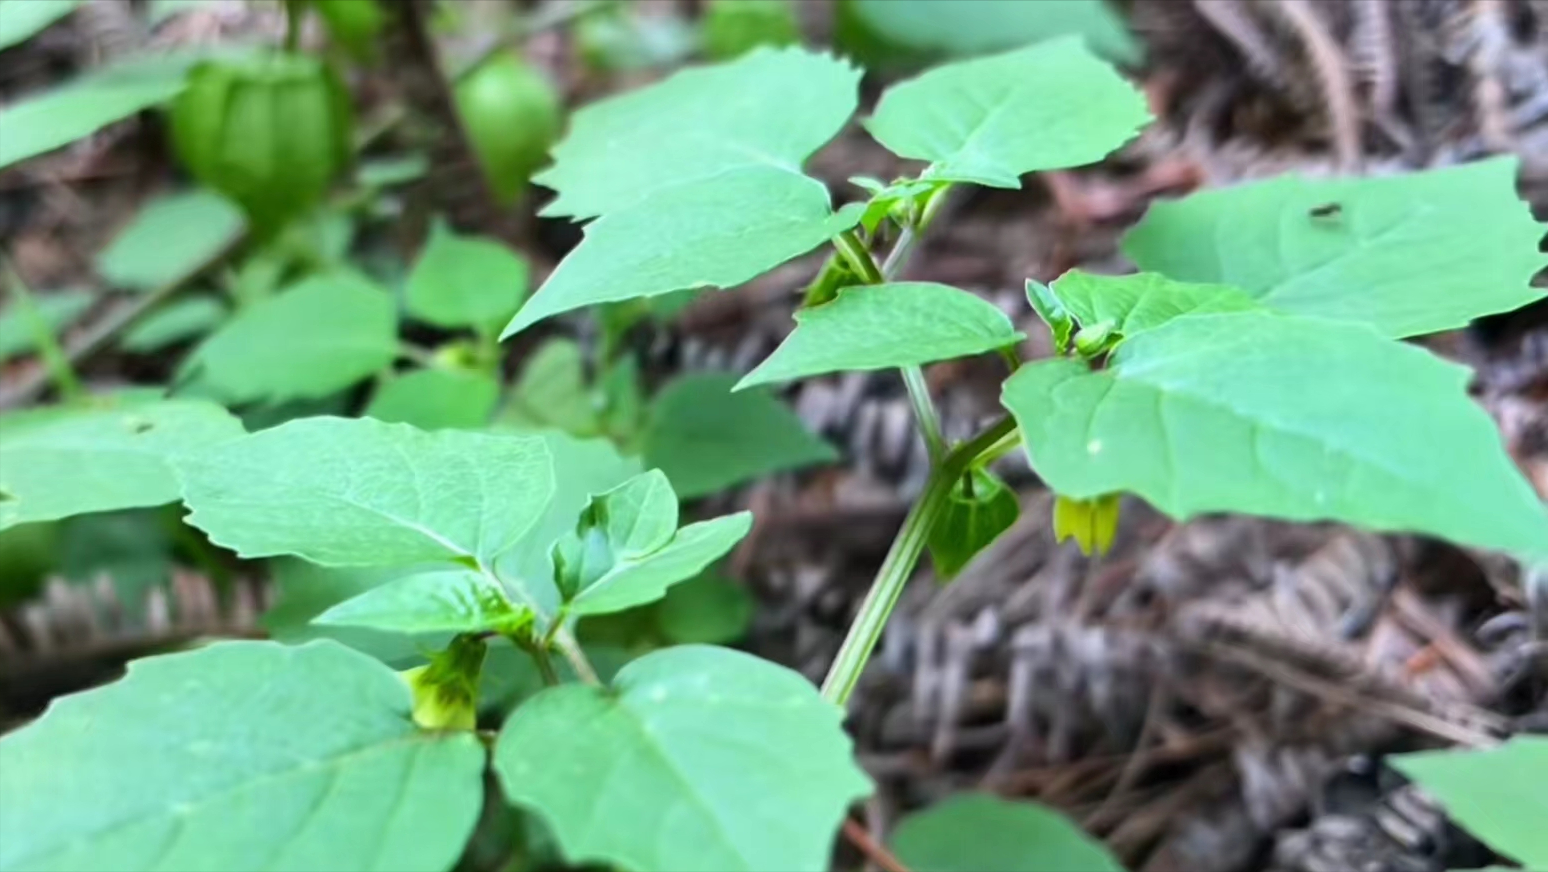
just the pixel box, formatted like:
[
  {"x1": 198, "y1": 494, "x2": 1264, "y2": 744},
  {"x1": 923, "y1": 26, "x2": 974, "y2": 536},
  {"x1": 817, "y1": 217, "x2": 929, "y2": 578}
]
[{"x1": 842, "y1": 817, "x2": 911, "y2": 872}]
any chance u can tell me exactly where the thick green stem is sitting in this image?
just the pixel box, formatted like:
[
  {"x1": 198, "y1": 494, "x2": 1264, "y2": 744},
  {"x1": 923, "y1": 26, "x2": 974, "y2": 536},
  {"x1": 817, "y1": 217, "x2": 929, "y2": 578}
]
[{"x1": 820, "y1": 416, "x2": 1017, "y2": 705}]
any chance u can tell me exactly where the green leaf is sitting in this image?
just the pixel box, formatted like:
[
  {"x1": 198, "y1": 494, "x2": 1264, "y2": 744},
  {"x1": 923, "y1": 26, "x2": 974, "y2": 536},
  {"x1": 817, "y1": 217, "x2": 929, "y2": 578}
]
[
  {"x1": 502, "y1": 46, "x2": 863, "y2": 336},
  {"x1": 1390, "y1": 738, "x2": 1548, "y2": 869},
  {"x1": 121, "y1": 294, "x2": 228, "y2": 352},
  {"x1": 365, "y1": 367, "x2": 500, "y2": 430},
  {"x1": 262, "y1": 559, "x2": 438, "y2": 665},
  {"x1": 314, "y1": 568, "x2": 532, "y2": 635},
  {"x1": 0, "y1": 640, "x2": 485, "y2": 872},
  {"x1": 552, "y1": 470, "x2": 753, "y2": 617},
  {"x1": 569, "y1": 514, "x2": 752, "y2": 617},
  {"x1": 492, "y1": 431, "x2": 646, "y2": 619},
  {"x1": 97, "y1": 189, "x2": 244, "y2": 292},
  {"x1": 494, "y1": 645, "x2": 872, "y2": 872},
  {"x1": 929, "y1": 469, "x2": 1020, "y2": 579},
  {"x1": 406, "y1": 220, "x2": 530, "y2": 332},
  {"x1": 738, "y1": 282, "x2": 1023, "y2": 389},
  {"x1": 1024, "y1": 279, "x2": 1075, "y2": 353},
  {"x1": 657, "y1": 573, "x2": 754, "y2": 644},
  {"x1": 180, "y1": 272, "x2": 398, "y2": 404},
  {"x1": 534, "y1": 46, "x2": 860, "y2": 219},
  {"x1": 498, "y1": 338, "x2": 600, "y2": 437},
  {"x1": 1001, "y1": 310, "x2": 1548, "y2": 560},
  {"x1": 177, "y1": 416, "x2": 556, "y2": 567},
  {"x1": 0, "y1": 52, "x2": 213, "y2": 170},
  {"x1": 890, "y1": 793, "x2": 1123, "y2": 872},
  {"x1": 0, "y1": 398, "x2": 242, "y2": 531},
  {"x1": 576, "y1": 5, "x2": 697, "y2": 75},
  {"x1": 866, "y1": 37, "x2": 1149, "y2": 188},
  {"x1": 0, "y1": 0, "x2": 81, "y2": 51},
  {"x1": 0, "y1": 289, "x2": 93, "y2": 363},
  {"x1": 1120, "y1": 157, "x2": 1548, "y2": 338},
  {"x1": 1046, "y1": 270, "x2": 1260, "y2": 337},
  {"x1": 838, "y1": 0, "x2": 1140, "y2": 68},
  {"x1": 643, "y1": 372, "x2": 837, "y2": 499},
  {"x1": 503, "y1": 170, "x2": 863, "y2": 336},
  {"x1": 577, "y1": 470, "x2": 680, "y2": 559}
]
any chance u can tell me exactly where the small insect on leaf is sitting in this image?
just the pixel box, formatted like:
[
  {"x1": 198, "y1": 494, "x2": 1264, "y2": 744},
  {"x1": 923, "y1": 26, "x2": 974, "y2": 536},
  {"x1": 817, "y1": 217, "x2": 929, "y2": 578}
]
[
  {"x1": 1307, "y1": 201, "x2": 1342, "y2": 218},
  {"x1": 1052, "y1": 493, "x2": 1121, "y2": 556}
]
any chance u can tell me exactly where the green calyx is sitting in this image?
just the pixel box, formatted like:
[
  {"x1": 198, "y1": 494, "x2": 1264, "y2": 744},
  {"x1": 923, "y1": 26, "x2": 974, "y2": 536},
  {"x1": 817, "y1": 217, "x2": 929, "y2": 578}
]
[{"x1": 170, "y1": 52, "x2": 352, "y2": 237}]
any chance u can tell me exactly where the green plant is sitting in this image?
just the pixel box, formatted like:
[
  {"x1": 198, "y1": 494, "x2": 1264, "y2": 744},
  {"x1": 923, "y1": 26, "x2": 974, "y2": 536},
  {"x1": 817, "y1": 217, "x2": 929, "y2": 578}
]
[{"x1": 2, "y1": 29, "x2": 1546, "y2": 872}]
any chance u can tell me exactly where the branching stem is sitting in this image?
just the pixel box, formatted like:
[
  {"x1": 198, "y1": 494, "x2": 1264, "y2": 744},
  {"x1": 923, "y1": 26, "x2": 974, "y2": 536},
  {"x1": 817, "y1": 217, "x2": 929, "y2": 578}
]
[{"x1": 820, "y1": 415, "x2": 1016, "y2": 705}]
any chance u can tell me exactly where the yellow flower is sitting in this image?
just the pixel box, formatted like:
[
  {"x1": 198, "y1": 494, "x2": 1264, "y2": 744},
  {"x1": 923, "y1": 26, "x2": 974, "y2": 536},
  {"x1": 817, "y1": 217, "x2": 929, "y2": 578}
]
[
  {"x1": 399, "y1": 635, "x2": 486, "y2": 732},
  {"x1": 1052, "y1": 493, "x2": 1121, "y2": 556}
]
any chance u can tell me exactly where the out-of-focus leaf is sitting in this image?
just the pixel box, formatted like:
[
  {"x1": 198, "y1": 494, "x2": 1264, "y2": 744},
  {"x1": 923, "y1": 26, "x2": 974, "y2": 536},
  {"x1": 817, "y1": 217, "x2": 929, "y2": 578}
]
[
  {"x1": 0, "y1": 52, "x2": 217, "y2": 169},
  {"x1": 121, "y1": 295, "x2": 228, "y2": 353},
  {"x1": 497, "y1": 338, "x2": 600, "y2": 437},
  {"x1": 406, "y1": 220, "x2": 529, "y2": 332},
  {"x1": 0, "y1": 0, "x2": 81, "y2": 51},
  {"x1": 837, "y1": 0, "x2": 1140, "y2": 69},
  {"x1": 97, "y1": 190, "x2": 244, "y2": 292},
  {"x1": 643, "y1": 372, "x2": 837, "y2": 499},
  {"x1": 890, "y1": 793, "x2": 1123, "y2": 872},
  {"x1": 656, "y1": 573, "x2": 753, "y2": 644},
  {"x1": 179, "y1": 272, "x2": 397, "y2": 405},
  {"x1": 364, "y1": 367, "x2": 500, "y2": 431}
]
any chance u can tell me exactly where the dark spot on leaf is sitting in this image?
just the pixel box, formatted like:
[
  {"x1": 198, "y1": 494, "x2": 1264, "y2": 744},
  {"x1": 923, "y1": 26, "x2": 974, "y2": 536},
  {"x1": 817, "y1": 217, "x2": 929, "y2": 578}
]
[
  {"x1": 125, "y1": 418, "x2": 155, "y2": 434},
  {"x1": 1308, "y1": 202, "x2": 1342, "y2": 219},
  {"x1": 0, "y1": 489, "x2": 14, "y2": 503}
]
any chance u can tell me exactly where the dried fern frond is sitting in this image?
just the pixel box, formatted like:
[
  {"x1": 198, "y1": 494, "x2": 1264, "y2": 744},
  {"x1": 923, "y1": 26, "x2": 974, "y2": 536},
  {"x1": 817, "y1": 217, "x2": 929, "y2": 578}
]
[{"x1": 0, "y1": 571, "x2": 269, "y2": 720}]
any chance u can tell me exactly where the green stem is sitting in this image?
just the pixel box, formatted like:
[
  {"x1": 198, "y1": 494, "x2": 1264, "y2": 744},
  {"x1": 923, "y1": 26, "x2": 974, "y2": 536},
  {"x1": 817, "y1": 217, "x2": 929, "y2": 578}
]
[
  {"x1": 526, "y1": 643, "x2": 561, "y2": 687},
  {"x1": 833, "y1": 230, "x2": 884, "y2": 285},
  {"x1": 3, "y1": 262, "x2": 84, "y2": 402},
  {"x1": 820, "y1": 415, "x2": 1016, "y2": 705},
  {"x1": 901, "y1": 364, "x2": 945, "y2": 464},
  {"x1": 555, "y1": 628, "x2": 601, "y2": 686}
]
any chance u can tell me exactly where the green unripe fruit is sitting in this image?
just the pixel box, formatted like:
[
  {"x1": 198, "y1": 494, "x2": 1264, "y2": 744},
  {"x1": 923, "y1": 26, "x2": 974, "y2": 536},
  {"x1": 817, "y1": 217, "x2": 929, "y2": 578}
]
[
  {"x1": 702, "y1": 0, "x2": 800, "y2": 60},
  {"x1": 454, "y1": 54, "x2": 562, "y2": 206},
  {"x1": 170, "y1": 52, "x2": 352, "y2": 237}
]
